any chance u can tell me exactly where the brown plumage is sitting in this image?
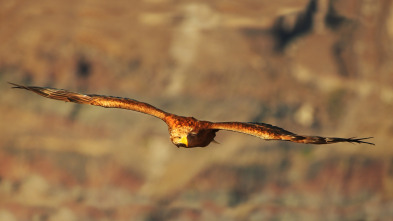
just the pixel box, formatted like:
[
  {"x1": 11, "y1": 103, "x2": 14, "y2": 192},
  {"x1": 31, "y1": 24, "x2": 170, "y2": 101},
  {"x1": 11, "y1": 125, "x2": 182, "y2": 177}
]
[{"x1": 10, "y1": 83, "x2": 374, "y2": 147}]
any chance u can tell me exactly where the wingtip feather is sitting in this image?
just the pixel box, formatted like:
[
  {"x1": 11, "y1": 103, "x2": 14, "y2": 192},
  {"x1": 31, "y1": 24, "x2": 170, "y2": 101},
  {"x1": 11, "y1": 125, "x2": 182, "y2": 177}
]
[
  {"x1": 9, "y1": 82, "x2": 23, "y2": 88},
  {"x1": 349, "y1": 137, "x2": 375, "y2": 145}
]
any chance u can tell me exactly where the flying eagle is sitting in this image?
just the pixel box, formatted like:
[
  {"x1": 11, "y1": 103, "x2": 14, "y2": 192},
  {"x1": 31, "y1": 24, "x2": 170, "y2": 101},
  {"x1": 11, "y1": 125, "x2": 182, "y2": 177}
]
[{"x1": 10, "y1": 83, "x2": 374, "y2": 147}]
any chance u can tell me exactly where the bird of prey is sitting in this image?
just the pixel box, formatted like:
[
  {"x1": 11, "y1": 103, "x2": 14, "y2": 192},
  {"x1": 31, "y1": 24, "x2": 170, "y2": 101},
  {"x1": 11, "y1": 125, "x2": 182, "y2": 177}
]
[{"x1": 10, "y1": 83, "x2": 374, "y2": 147}]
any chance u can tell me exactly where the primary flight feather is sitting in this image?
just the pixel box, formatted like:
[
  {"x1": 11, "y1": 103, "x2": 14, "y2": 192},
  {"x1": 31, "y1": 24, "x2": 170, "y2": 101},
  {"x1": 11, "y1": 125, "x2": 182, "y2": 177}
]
[{"x1": 10, "y1": 83, "x2": 374, "y2": 147}]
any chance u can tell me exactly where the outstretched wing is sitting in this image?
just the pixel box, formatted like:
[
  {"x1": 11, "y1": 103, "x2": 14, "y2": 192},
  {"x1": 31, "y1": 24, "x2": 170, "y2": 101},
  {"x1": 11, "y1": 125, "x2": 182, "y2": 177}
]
[
  {"x1": 209, "y1": 122, "x2": 374, "y2": 145},
  {"x1": 10, "y1": 83, "x2": 168, "y2": 120}
]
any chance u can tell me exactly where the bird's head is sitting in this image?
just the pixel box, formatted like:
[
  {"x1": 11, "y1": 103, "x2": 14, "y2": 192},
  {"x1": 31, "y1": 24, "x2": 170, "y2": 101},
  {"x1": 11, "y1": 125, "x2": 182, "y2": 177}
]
[{"x1": 170, "y1": 127, "x2": 194, "y2": 148}]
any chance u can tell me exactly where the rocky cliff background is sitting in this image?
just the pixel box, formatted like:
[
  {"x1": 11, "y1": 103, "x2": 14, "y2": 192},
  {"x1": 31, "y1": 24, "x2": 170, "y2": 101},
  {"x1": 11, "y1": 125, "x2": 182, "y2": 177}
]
[{"x1": 1, "y1": 0, "x2": 393, "y2": 220}]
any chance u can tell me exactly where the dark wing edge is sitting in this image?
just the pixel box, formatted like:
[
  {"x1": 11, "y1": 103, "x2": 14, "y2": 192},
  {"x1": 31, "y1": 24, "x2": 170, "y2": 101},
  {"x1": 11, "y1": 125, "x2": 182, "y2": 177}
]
[
  {"x1": 10, "y1": 82, "x2": 168, "y2": 120},
  {"x1": 209, "y1": 122, "x2": 374, "y2": 145}
]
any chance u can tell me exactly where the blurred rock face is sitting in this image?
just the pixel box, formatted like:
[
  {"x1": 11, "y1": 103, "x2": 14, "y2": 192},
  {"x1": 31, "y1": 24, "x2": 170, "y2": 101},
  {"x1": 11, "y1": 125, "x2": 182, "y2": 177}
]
[{"x1": 1, "y1": 0, "x2": 392, "y2": 220}]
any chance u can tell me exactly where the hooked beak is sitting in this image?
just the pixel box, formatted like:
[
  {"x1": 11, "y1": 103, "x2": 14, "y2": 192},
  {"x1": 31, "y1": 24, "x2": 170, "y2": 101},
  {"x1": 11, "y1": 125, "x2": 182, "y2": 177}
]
[{"x1": 178, "y1": 136, "x2": 188, "y2": 147}]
